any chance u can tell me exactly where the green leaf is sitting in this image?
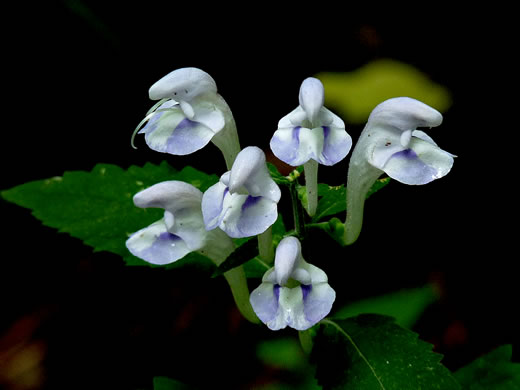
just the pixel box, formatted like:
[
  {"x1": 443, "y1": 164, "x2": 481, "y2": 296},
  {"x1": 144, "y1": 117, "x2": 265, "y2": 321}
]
[
  {"x1": 1, "y1": 162, "x2": 218, "y2": 270},
  {"x1": 312, "y1": 315, "x2": 460, "y2": 390},
  {"x1": 312, "y1": 178, "x2": 390, "y2": 222},
  {"x1": 454, "y1": 345, "x2": 520, "y2": 390},
  {"x1": 333, "y1": 285, "x2": 438, "y2": 328},
  {"x1": 316, "y1": 59, "x2": 452, "y2": 124}
]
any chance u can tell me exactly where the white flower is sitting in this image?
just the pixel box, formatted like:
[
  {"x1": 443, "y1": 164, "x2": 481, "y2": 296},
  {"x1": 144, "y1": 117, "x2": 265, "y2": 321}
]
[
  {"x1": 126, "y1": 181, "x2": 233, "y2": 265},
  {"x1": 270, "y1": 77, "x2": 352, "y2": 167},
  {"x1": 202, "y1": 146, "x2": 281, "y2": 238},
  {"x1": 250, "y1": 237, "x2": 335, "y2": 331},
  {"x1": 358, "y1": 97, "x2": 455, "y2": 185},
  {"x1": 344, "y1": 97, "x2": 455, "y2": 244},
  {"x1": 133, "y1": 67, "x2": 240, "y2": 169}
]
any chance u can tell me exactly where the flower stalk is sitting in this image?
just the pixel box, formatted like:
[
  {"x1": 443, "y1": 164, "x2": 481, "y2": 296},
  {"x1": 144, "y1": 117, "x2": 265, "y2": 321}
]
[{"x1": 303, "y1": 159, "x2": 319, "y2": 217}]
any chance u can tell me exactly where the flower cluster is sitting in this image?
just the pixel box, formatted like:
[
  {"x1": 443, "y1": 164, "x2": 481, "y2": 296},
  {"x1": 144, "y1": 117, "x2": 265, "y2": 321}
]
[{"x1": 126, "y1": 67, "x2": 454, "y2": 331}]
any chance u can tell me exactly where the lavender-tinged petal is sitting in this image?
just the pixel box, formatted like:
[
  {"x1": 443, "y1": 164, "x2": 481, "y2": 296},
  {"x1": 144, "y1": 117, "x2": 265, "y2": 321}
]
[
  {"x1": 270, "y1": 127, "x2": 306, "y2": 166},
  {"x1": 126, "y1": 220, "x2": 191, "y2": 265},
  {"x1": 216, "y1": 193, "x2": 278, "y2": 238},
  {"x1": 384, "y1": 132, "x2": 454, "y2": 185},
  {"x1": 165, "y1": 118, "x2": 215, "y2": 155},
  {"x1": 250, "y1": 282, "x2": 283, "y2": 329},
  {"x1": 141, "y1": 109, "x2": 185, "y2": 152},
  {"x1": 201, "y1": 182, "x2": 229, "y2": 230},
  {"x1": 384, "y1": 149, "x2": 439, "y2": 185},
  {"x1": 302, "y1": 283, "x2": 336, "y2": 325},
  {"x1": 235, "y1": 196, "x2": 278, "y2": 238},
  {"x1": 317, "y1": 126, "x2": 353, "y2": 166}
]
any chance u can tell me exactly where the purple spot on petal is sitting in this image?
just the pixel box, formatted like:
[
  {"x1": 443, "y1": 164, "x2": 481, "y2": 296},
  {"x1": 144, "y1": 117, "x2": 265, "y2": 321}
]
[
  {"x1": 301, "y1": 284, "x2": 312, "y2": 301},
  {"x1": 158, "y1": 232, "x2": 180, "y2": 241},
  {"x1": 242, "y1": 195, "x2": 261, "y2": 211},
  {"x1": 393, "y1": 148, "x2": 418, "y2": 159},
  {"x1": 274, "y1": 284, "x2": 281, "y2": 301},
  {"x1": 322, "y1": 126, "x2": 330, "y2": 138},
  {"x1": 293, "y1": 126, "x2": 301, "y2": 142}
]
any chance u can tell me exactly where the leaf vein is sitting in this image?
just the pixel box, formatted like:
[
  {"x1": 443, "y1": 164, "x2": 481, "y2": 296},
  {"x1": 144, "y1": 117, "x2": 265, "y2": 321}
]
[{"x1": 321, "y1": 319, "x2": 387, "y2": 390}]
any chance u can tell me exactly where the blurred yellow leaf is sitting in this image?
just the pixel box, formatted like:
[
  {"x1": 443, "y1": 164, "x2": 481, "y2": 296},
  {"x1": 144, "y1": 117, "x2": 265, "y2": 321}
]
[{"x1": 316, "y1": 59, "x2": 452, "y2": 124}]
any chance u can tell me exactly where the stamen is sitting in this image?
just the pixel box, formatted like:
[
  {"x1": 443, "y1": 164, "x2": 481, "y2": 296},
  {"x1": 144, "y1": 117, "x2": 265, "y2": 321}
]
[
  {"x1": 146, "y1": 98, "x2": 170, "y2": 115},
  {"x1": 130, "y1": 102, "x2": 179, "y2": 149}
]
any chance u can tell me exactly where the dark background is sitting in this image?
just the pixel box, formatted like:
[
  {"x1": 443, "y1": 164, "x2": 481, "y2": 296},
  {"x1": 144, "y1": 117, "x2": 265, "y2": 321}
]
[{"x1": 1, "y1": 2, "x2": 517, "y2": 389}]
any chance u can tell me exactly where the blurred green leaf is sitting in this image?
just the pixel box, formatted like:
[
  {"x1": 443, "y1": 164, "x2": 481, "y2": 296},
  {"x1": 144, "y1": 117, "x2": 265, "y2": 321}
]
[
  {"x1": 333, "y1": 284, "x2": 438, "y2": 328},
  {"x1": 454, "y1": 345, "x2": 520, "y2": 390},
  {"x1": 153, "y1": 376, "x2": 192, "y2": 390},
  {"x1": 312, "y1": 315, "x2": 460, "y2": 390},
  {"x1": 257, "y1": 338, "x2": 307, "y2": 371},
  {"x1": 1, "y1": 162, "x2": 218, "y2": 271},
  {"x1": 316, "y1": 59, "x2": 452, "y2": 124}
]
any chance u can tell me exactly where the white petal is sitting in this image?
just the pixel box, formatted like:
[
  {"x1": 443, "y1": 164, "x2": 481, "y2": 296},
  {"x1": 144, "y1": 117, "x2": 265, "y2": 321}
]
[
  {"x1": 368, "y1": 97, "x2": 443, "y2": 131},
  {"x1": 278, "y1": 286, "x2": 310, "y2": 331},
  {"x1": 299, "y1": 77, "x2": 325, "y2": 124},
  {"x1": 133, "y1": 181, "x2": 202, "y2": 214},
  {"x1": 305, "y1": 263, "x2": 329, "y2": 284},
  {"x1": 274, "y1": 236, "x2": 300, "y2": 285},
  {"x1": 229, "y1": 146, "x2": 281, "y2": 202},
  {"x1": 369, "y1": 131, "x2": 406, "y2": 169},
  {"x1": 179, "y1": 100, "x2": 195, "y2": 119},
  {"x1": 400, "y1": 129, "x2": 413, "y2": 147},
  {"x1": 383, "y1": 137, "x2": 454, "y2": 185},
  {"x1": 278, "y1": 107, "x2": 304, "y2": 128},
  {"x1": 201, "y1": 182, "x2": 228, "y2": 230},
  {"x1": 149, "y1": 67, "x2": 217, "y2": 101},
  {"x1": 192, "y1": 100, "x2": 225, "y2": 133}
]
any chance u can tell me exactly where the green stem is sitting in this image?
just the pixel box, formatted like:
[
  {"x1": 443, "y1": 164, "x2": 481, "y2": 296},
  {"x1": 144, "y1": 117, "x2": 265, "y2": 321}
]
[
  {"x1": 257, "y1": 226, "x2": 274, "y2": 263},
  {"x1": 199, "y1": 230, "x2": 258, "y2": 323},
  {"x1": 223, "y1": 266, "x2": 259, "y2": 324},
  {"x1": 303, "y1": 159, "x2": 319, "y2": 217},
  {"x1": 298, "y1": 329, "x2": 314, "y2": 354},
  {"x1": 344, "y1": 159, "x2": 382, "y2": 245},
  {"x1": 289, "y1": 182, "x2": 306, "y2": 239},
  {"x1": 209, "y1": 94, "x2": 241, "y2": 170}
]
